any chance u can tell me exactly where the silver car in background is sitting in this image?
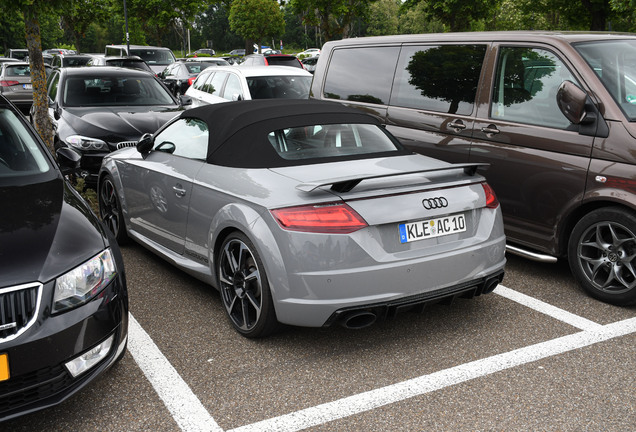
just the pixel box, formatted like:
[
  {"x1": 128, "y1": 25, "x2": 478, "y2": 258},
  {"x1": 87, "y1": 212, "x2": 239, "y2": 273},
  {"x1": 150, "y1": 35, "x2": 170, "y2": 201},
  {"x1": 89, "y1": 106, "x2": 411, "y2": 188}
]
[{"x1": 98, "y1": 100, "x2": 506, "y2": 337}]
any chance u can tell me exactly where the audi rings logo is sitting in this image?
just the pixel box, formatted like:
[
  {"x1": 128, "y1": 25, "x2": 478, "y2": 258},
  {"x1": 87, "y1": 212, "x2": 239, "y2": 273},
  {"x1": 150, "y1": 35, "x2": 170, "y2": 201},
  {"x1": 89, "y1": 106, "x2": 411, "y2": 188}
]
[{"x1": 422, "y1": 197, "x2": 448, "y2": 210}]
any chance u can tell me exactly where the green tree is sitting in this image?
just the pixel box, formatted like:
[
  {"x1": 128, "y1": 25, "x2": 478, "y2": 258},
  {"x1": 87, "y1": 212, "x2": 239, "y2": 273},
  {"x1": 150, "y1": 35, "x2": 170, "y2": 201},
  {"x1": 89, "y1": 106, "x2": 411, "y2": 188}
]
[
  {"x1": 367, "y1": 0, "x2": 400, "y2": 36},
  {"x1": 290, "y1": 0, "x2": 377, "y2": 41},
  {"x1": 229, "y1": 0, "x2": 285, "y2": 52},
  {"x1": 403, "y1": 0, "x2": 502, "y2": 32},
  {"x1": 60, "y1": 0, "x2": 110, "y2": 53}
]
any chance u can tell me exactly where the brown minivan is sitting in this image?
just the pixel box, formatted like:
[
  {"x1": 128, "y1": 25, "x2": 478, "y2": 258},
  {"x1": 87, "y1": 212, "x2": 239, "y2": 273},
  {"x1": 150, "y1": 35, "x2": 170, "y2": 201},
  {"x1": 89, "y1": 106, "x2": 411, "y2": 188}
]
[{"x1": 310, "y1": 31, "x2": 636, "y2": 305}]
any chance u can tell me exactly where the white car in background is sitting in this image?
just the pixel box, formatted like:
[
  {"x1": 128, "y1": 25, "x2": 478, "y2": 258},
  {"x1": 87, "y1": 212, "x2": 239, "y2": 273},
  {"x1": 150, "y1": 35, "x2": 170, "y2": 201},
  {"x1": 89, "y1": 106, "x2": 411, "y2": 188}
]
[
  {"x1": 185, "y1": 65, "x2": 312, "y2": 107},
  {"x1": 297, "y1": 48, "x2": 321, "y2": 58}
]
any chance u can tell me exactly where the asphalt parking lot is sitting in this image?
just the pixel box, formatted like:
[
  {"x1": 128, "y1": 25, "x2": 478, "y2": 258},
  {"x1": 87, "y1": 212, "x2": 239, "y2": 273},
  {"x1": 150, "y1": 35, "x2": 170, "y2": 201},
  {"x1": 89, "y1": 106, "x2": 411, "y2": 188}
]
[{"x1": 6, "y1": 242, "x2": 636, "y2": 431}]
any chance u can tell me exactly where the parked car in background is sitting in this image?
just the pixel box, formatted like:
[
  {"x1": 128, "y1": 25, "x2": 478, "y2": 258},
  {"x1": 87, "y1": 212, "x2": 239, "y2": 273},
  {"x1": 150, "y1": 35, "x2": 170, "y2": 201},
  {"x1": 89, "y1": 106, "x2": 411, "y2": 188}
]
[
  {"x1": 87, "y1": 55, "x2": 153, "y2": 73},
  {"x1": 239, "y1": 53, "x2": 304, "y2": 69},
  {"x1": 224, "y1": 49, "x2": 245, "y2": 57},
  {"x1": 189, "y1": 48, "x2": 215, "y2": 57},
  {"x1": 98, "y1": 99, "x2": 505, "y2": 338},
  {"x1": 43, "y1": 48, "x2": 75, "y2": 56},
  {"x1": 297, "y1": 48, "x2": 320, "y2": 58},
  {"x1": 160, "y1": 60, "x2": 229, "y2": 97},
  {"x1": 6, "y1": 49, "x2": 28, "y2": 61},
  {"x1": 51, "y1": 54, "x2": 92, "y2": 68},
  {"x1": 311, "y1": 31, "x2": 636, "y2": 305},
  {"x1": 301, "y1": 56, "x2": 319, "y2": 74},
  {"x1": 0, "y1": 94, "x2": 128, "y2": 421},
  {"x1": 0, "y1": 62, "x2": 32, "y2": 114},
  {"x1": 40, "y1": 66, "x2": 187, "y2": 187},
  {"x1": 185, "y1": 65, "x2": 311, "y2": 107},
  {"x1": 104, "y1": 45, "x2": 176, "y2": 74},
  {"x1": 262, "y1": 49, "x2": 282, "y2": 55},
  {"x1": 185, "y1": 57, "x2": 230, "y2": 66},
  {"x1": 0, "y1": 58, "x2": 20, "y2": 65}
]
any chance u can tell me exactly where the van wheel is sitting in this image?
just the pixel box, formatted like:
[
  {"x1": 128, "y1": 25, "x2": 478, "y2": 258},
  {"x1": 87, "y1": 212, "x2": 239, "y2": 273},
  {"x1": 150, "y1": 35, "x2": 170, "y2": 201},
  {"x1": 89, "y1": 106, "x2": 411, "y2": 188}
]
[
  {"x1": 568, "y1": 207, "x2": 636, "y2": 305},
  {"x1": 217, "y1": 232, "x2": 279, "y2": 338}
]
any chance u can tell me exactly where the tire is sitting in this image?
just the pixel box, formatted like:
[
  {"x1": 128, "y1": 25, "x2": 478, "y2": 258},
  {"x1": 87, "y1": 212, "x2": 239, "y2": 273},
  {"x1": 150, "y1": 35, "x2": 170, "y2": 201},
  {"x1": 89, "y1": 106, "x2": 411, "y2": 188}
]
[
  {"x1": 217, "y1": 232, "x2": 279, "y2": 338},
  {"x1": 99, "y1": 174, "x2": 129, "y2": 244},
  {"x1": 568, "y1": 207, "x2": 636, "y2": 305}
]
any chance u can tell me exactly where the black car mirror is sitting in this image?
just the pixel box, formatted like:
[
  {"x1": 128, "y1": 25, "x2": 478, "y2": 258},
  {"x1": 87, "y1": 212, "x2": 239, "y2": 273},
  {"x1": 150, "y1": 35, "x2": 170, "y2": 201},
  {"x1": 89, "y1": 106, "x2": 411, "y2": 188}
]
[
  {"x1": 55, "y1": 147, "x2": 81, "y2": 175},
  {"x1": 137, "y1": 133, "x2": 154, "y2": 154},
  {"x1": 556, "y1": 80, "x2": 587, "y2": 125}
]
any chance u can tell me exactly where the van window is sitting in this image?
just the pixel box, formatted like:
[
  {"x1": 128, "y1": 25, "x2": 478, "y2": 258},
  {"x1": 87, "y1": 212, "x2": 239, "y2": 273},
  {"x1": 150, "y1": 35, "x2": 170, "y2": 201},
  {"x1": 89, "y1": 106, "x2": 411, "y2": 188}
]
[
  {"x1": 575, "y1": 39, "x2": 636, "y2": 121},
  {"x1": 491, "y1": 47, "x2": 577, "y2": 129},
  {"x1": 322, "y1": 47, "x2": 400, "y2": 105},
  {"x1": 105, "y1": 47, "x2": 123, "y2": 56},
  {"x1": 391, "y1": 45, "x2": 486, "y2": 115}
]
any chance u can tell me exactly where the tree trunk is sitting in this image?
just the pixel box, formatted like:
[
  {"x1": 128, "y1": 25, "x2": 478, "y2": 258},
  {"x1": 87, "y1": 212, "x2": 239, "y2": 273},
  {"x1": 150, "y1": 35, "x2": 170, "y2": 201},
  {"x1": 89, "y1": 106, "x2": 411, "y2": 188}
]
[{"x1": 23, "y1": 8, "x2": 55, "y2": 152}]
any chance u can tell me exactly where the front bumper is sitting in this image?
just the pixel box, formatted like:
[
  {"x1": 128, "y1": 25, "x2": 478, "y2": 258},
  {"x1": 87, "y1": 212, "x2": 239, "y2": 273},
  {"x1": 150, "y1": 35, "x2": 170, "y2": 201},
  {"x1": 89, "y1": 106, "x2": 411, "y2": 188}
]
[{"x1": 0, "y1": 275, "x2": 128, "y2": 422}]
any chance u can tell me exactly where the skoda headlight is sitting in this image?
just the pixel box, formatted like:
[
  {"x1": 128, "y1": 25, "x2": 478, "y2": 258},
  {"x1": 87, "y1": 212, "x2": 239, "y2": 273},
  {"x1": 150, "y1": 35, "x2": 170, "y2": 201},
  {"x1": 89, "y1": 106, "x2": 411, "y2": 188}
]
[
  {"x1": 54, "y1": 249, "x2": 117, "y2": 313},
  {"x1": 66, "y1": 135, "x2": 109, "y2": 151}
]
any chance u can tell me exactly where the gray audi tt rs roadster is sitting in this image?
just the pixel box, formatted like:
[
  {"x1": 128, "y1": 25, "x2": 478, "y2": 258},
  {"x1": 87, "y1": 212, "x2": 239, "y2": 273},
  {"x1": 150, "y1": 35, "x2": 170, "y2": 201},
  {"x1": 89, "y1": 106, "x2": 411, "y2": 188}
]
[{"x1": 98, "y1": 99, "x2": 506, "y2": 337}]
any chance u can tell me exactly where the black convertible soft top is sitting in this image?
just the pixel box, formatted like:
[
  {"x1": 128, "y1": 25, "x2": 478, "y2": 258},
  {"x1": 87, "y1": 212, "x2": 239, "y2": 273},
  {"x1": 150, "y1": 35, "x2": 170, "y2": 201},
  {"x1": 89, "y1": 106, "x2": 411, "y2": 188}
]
[{"x1": 178, "y1": 99, "x2": 396, "y2": 167}]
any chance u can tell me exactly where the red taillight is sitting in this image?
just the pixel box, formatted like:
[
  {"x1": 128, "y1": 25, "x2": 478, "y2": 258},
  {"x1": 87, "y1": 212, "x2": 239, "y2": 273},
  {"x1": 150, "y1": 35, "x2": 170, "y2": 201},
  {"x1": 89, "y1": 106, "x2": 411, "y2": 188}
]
[
  {"x1": 271, "y1": 203, "x2": 368, "y2": 234},
  {"x1": 0, "y1": 80, "x2": 19, "y2": 87},
  {"x1": 188, "y1": 76, "x2": 196, "y2": 86},
  {"x1": 482, "y1": 183, "x2": 499, "y2": 209}
]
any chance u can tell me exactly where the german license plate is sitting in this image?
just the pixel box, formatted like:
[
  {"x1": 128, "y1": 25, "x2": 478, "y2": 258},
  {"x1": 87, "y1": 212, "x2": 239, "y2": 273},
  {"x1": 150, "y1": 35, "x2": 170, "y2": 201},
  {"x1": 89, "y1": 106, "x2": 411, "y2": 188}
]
[
  {"x1": 399, "y1": 213, "x2": 466, "y2": 244},
  {"x1": 0, "y1": 354, "x2": 9, "y2": 382},
  {"x1": 23, "y1": 84, "x2": 32, "y2": 90}
]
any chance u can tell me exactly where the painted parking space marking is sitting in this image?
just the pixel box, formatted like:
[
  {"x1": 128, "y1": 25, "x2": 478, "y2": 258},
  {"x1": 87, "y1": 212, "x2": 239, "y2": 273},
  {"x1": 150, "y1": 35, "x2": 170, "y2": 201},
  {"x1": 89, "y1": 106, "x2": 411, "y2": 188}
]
[
  {"x1": 128, "y1": 314, "x2": 223, "y2": 432},
  {"x1": 493, "y1": 285, "x2": 604, "y2": 331},
  {"x1": 127, "y1": 288, "x2": 636, "y2": 432}
]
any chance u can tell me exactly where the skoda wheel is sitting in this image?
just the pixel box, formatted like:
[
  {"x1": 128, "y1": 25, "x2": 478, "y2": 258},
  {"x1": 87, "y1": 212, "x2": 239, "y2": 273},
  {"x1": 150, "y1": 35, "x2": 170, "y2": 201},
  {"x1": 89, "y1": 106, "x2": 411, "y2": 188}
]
[
  {"x1": 99, "y1": 175, "x2": 129, "y2": 244},
  {"x1": 217, "y1": 232, "x2": 279, "y2": 338},
  {"x1": 568, "y1": 207, "x2": 636, "y2": 305}
]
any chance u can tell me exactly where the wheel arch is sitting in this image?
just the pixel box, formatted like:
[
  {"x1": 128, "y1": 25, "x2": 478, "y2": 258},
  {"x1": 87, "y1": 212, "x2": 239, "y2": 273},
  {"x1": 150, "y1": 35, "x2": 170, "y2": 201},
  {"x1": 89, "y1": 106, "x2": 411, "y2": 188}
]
[{"x1": 559, "y1": 199, "x2": 636, "y2": 257}]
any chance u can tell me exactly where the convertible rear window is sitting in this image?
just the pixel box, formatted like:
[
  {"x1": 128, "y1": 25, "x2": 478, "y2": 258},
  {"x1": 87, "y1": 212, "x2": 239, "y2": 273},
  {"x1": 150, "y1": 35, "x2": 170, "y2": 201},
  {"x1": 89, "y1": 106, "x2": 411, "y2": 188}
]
[{"x1": 267, "y1": 123, "x2": 401, "y2": 160}]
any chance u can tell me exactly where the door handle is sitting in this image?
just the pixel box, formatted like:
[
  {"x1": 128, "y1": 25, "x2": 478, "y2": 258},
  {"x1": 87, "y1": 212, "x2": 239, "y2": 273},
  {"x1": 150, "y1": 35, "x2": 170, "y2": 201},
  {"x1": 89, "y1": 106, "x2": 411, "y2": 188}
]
[
  {"x1": 173, "y1": 185, "x2": 186, "y2": 197},
  {"x1": 448, "y1": 119, "x2": 467, "y2": 132},
  {"x1": 481, "y1": 124, "x2": 500, "y2": 135}
]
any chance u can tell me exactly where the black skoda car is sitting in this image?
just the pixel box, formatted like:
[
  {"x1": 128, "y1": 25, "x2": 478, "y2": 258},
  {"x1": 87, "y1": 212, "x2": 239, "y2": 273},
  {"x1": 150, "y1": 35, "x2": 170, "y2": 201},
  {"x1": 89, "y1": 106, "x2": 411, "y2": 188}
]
[{"x1": 0, "y1": 95, "x2": 128, "y2": 421}]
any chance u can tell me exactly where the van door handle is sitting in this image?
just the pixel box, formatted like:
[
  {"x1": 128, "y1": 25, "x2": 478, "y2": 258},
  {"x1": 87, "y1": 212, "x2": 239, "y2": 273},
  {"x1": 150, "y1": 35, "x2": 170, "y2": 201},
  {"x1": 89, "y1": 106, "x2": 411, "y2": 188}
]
[
  {"x1": 173, "y1": 185, "x2": 187, "y2": 197},
  {"x1": 448, "y1": 119, "x2": 467, "y2": 132},
  {"x1": 481, "y1": 125, "x2": 500, "y2": 135}
]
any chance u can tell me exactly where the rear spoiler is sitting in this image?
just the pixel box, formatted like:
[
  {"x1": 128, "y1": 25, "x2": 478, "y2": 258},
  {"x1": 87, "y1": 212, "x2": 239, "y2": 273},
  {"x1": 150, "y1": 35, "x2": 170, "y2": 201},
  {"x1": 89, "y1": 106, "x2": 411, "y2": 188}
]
[{"x1": 296, "y1": 163, "x2": 489, "y2": 193}]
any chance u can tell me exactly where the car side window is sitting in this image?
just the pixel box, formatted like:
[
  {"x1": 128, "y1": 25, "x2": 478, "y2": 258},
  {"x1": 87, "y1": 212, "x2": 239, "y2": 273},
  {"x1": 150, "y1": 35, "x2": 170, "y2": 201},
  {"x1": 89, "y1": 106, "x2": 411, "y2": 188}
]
[
  {"x1": 223, "y1": 74, "x2": 242, "y2": 100},
  {"x1": 208, "y1": 72, "x2": 227, "y2": 96},
  {"x1": 491, "y1": 46, "x2": 579, "y2": 129},
  {"x1": 391, "y1": 44, "x2": 487, "y2": 115},
  {"x1": 153, "y1": 118, "x2": 208, "y2": 160},
  {"x1": 47, "y1": 72, "x2": 60, "y2": 101},
  {"x1": 322, "y1": 46, "x2": 400, "y2": 105},
  {"x1": 193, "y1": 71, "x2": 210, "y2": 91}
]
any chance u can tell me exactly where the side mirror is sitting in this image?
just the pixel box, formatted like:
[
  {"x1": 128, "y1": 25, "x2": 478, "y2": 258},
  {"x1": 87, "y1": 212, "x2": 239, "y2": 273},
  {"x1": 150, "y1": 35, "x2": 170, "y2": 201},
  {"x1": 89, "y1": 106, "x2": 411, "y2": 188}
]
[
  {"x1": 556, "y1": 80, "x2": 588, "y2": 125},
  {"x1": 179, "y1": 95, "x2": 192, "y2": 106},
  {"x1": 137, "y1": 133, "x2": 154, "y2": 154},
  {"x1": 56, "y1": 147, "x2": 81, "y2": 175}
]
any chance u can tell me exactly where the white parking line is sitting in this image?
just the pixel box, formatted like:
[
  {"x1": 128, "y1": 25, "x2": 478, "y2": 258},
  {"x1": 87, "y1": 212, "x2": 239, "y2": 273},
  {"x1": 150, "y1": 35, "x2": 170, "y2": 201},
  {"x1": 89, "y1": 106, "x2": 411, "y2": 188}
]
[
  {"x1": 127, "y1": 288, "x2": 636, "y2": 432},
  {"x1": 127, "y1": 314, "x2": 223, "y2": 432},
  {"x1": 229, "y1": 317, "x2": 636, "y2": 432},
  {"x1": 493, "y1": 285, "x2": 604, "y2": 331}
]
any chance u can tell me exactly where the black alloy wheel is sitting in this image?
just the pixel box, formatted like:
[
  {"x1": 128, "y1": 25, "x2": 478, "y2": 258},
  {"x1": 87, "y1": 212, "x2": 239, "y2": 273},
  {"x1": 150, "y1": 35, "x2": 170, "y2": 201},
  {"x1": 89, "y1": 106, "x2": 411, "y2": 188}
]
[
  {"x1": 99, "y1": 175, "x2": 129, "y2": 244},
  {"x1": 217, "y1": 232, "x2": 278, "y2": 338},
  {"x1": 568, "y1": 207, "x2": 636, "y2": 305}
]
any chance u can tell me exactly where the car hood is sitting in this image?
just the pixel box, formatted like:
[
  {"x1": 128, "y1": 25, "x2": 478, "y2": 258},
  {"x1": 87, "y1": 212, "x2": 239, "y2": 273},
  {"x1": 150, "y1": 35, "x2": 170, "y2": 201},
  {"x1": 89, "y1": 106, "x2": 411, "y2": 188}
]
[
  {"x1": 0, "y1": 177, "x2": 106, "y2": 288},
  {"x1": 61, "y1": 106, "x2": 182, "y2": 145}
]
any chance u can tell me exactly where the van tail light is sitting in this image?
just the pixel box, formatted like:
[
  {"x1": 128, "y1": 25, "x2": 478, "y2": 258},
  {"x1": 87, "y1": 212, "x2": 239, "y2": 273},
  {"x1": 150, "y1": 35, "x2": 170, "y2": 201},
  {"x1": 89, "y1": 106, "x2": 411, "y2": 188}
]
[
  {"x1": 271, "y1": 203, "x2": 368, "y2": 234},
  {"x1": 482, "y1": 183, "x2": 499, "y2": 209},
  {"x1": 0, "y1": 80, "x2": 19, "y2": 87}
]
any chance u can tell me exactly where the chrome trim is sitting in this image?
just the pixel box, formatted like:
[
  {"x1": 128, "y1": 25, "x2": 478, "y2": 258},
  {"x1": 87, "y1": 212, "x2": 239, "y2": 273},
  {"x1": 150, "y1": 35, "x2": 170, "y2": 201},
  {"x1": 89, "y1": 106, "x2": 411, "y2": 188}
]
[
  {"x1": 0, "y1": 282, "x2": 43, "y2": 343},
  {"x1": 505, "y1": 244, "x2": 558, "y2": 263}
]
